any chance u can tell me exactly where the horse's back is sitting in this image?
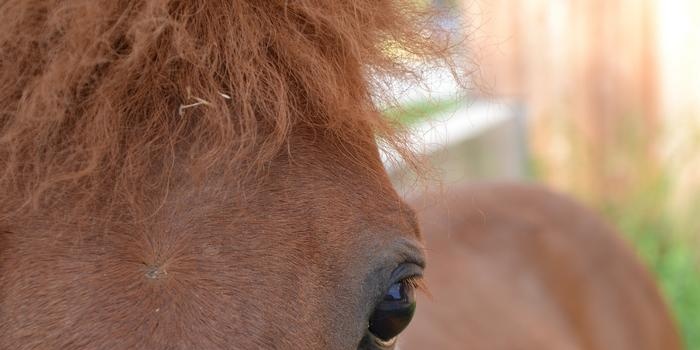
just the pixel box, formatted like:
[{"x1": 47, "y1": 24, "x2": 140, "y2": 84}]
[{"x1": 401, "y1": 182, "x2": 682, "y2": 350}]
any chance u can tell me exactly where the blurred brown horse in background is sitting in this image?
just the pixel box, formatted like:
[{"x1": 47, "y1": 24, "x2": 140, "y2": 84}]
[
  {"x1": 0, "y1": 0, "x2": 681, "y2": 349},
  {"x1": 403, "y1": 183, "x2": 682, "y2": 350}
]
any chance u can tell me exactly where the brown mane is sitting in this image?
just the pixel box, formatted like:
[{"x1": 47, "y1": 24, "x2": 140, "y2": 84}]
[{"x1": 0, "y1": 0, "x2": 453, "y2": 220}]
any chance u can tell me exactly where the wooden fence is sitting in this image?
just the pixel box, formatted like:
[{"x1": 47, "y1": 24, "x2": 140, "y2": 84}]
[{"x1": 459, "y1": 0, "x2": 699, "y2": 213}]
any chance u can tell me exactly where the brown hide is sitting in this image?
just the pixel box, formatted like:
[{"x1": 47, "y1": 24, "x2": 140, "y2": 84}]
[
  {"x1": 0, "y1": 1, "x2": 443, "y2": 348},
  {"x1": 401, "y1": 183, "x2": 682, "y2": 350}
]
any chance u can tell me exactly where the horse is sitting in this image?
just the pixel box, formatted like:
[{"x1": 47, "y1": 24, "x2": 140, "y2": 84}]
[
  {"x1": 0, "y1": 1, "x2": 447, "y2": 348},
  {"x1": 0, "y1": 1, "x2": 682, "y2": 349},
  {"x1": 401, "y1": 183, "x2": 682, "y2": 350}
]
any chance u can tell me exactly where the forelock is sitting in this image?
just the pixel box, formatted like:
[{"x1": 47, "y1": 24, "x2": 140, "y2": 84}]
[{"x1": 0, "y1": 0, "x2": 456, "y2": 220}]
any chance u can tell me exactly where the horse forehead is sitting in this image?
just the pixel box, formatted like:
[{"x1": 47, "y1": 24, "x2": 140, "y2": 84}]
[
  {"x1": 168, "y1": 176, "x2": 419, "y2": 248},
  {"x1": 131, "y1": 131, "x2": 422, "y2": 266},
  {"x1": 0, "y1": 148, "x2": 418, "y2": 349}
]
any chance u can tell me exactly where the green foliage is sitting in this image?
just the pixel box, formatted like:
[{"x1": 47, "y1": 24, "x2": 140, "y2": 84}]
[
  {"x1": 658, "y1": 244, "x2": 700, "y2": 349},
  {"x1": 384, "y1": 97, "x2": 462, "y2": 125},
  {"x1": 601, "y1": 177, "x2": 700, "y2": 350}
]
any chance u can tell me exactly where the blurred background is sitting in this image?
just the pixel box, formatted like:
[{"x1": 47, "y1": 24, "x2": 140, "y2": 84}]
[{"x1": 386, "y1": 0, "x2": 700, "y2": 347}]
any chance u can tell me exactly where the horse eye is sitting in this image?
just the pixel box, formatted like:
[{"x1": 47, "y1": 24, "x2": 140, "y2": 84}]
[{"x1": 368, "y1": 278, "x2": 417, "y2": 342}]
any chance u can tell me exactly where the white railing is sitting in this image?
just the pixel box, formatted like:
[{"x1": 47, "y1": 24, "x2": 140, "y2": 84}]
[{"x1": 382, "y1": 99, "x2": 525, "y2": 173}]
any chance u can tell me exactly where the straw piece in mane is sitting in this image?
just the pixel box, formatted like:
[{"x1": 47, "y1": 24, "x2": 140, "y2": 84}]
[{"x1": 0, "y1": 0, "x2": 454, "y2": 220}]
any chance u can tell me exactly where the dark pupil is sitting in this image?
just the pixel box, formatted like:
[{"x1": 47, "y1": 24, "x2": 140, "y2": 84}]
[{"x1": 368, "y1": 280, "x2": 416, "y2": 341}]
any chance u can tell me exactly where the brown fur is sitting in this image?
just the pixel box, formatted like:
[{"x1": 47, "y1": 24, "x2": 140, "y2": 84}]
[
  {"x1": 402, "y1": 183, "x2": 682, "y2": 350},
  {"x1": 0, "y1": 0, "x2": 451, "y2": 221},
  {"x1": 1, "y1": 137, "x2": 423, "y2": 349},
  {"x1": 0, "y1": 1, "x2": 449, "y2": 349}
]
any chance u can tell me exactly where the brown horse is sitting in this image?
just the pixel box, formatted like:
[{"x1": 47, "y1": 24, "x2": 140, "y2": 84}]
[
  {"x1": 0, "y1": 1, "x2": 682, "y2": 349},
  {"x1": 401, "y1": 183, "x2": 682, "y2": 350},
  {"x1": 0, "y1": 1, "x2": 446, "y2": 349}
]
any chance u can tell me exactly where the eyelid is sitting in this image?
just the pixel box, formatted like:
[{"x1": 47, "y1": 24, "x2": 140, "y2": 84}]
[
  {"x1": 395, "y1": 238, "x2": 427, "y2": 269},
  {"x1": 390, "y1": 262, "x2": 424, "y2": 284}
]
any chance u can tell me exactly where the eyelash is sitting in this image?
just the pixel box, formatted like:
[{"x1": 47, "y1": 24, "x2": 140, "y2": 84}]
[{"x1": 402, "y1": 275, "x2": 430, "y2": 297}]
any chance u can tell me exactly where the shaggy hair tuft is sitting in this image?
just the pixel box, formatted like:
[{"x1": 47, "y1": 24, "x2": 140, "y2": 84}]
[{"x1": 0, "y1": 0, "x2": 456, "y2": 219}]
